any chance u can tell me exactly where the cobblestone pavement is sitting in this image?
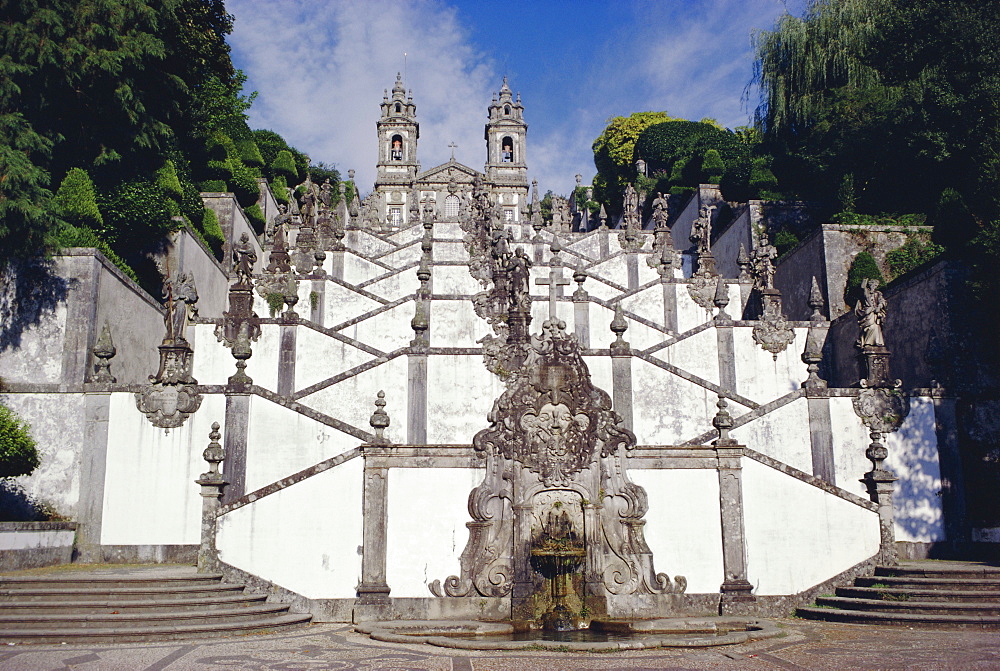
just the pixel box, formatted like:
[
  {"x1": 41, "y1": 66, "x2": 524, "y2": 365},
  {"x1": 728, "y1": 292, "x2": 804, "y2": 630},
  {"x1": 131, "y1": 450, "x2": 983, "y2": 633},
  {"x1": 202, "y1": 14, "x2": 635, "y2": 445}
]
[{"x1": 0, "y1": 619, "x2": 998, "y2": 670}]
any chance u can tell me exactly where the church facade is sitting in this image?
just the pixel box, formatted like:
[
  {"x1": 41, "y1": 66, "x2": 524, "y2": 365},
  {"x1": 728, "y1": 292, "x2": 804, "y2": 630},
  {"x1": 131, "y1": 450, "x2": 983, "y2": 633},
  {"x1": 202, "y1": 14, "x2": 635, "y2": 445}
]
[{"x1": 372, "y1": 74, "x2": 529, "y2": 228}]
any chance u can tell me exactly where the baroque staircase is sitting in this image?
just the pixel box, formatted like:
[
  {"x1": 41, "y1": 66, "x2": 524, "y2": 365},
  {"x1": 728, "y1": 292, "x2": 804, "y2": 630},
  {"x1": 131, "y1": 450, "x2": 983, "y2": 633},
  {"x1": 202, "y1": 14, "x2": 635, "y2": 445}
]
[
  {"x1": 798, "y1": 560, "x2": 1000, "y2": 629},
  {"x1": 0, "y1": 565, "x2": 311, "y2": 643}
]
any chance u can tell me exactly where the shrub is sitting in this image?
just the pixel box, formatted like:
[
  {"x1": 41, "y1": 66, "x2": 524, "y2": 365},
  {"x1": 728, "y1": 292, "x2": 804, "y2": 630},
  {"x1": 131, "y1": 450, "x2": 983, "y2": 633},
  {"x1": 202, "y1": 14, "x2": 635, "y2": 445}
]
[
  {"x1": 749, "y1": 157, "x2": 779, "y2": 196},
  {"x1": 272, "y1": 150, "x2": 298, "y2": 183},
  {"x1": 886, "y1": 237, "x2": 944, "y2": 279},
  {"x1": 199, "y1": 180, "x2": 228, "y2": 193},
  {"x1": 844, "y1": 250, "x2": 884, "y2": 306},
  {"x1": 0, "y1": 404, "x2": 40, "y2": 479},
  {"x1": 701, "y1": 149, "x2": 725, "y2": 184},
  {"x1": 52, "y1": 223, "x2": 139, "y2": 282},
  {"x1": 245, "y1": 203, "x2": 265, "y2": 234},
  {"x1": 237, "y1": 138, "x2": 264, "y2": 167},
  {"x1": 271, "y1": 174, "x2": 289, "y2": 205},
  {"x1": 155, "y1": 160, "x2": 184, "y2": 202},
  {"x1": 931, "y1": 187, "x2": 979, "y2": 249},
  {"x1": 201, "y1": 208, "x2": 225, "y2": 258},
  {"x1": 229, "y1": 161, "x2": 260, "y2": 208},
  {"x1": 54, "y1": 168, "x2": 103, "y2": 229},
  {"x1": 204, "y1": 130, "x2": 235, "y2": 181},
  {"x1": 266, "y1": 292, "x2": 284, "y2": 316},
  {"x1": 96, "y1": 179, "x2": 174, "y2": 246},
  {"x1": 773, "y1": 229, "x2": 801, "y2": 256}
]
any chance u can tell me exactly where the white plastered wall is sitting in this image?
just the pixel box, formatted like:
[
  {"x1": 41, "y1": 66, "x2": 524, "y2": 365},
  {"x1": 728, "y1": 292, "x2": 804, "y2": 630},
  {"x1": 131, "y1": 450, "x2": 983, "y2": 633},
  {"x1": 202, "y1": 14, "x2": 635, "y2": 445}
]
[
  {"x1": 731, "y1": 397, "x2": 812, "y2": 474},
  {"x1": 732, "y1": 327, "x2": 808, "y2": 403},
  {"x1": 655, "y1": 328, "x2": 720, "y2": 387},
  {"x1": 386, "y1": 467, "x2": 484, "y2": 597},
  {"x1": 216, "y1": 457, "x2": 363, "y2": 599},
  {"x1": 631, "y1": 469, "x2": 724, "y2": 593},
  {"x1": 244, "y1": 395, "x2": 361, "y2": 492},
  {"x1": 742, "y1": 458, "x2": 880, "y2": 595},
  {"x1": 886, "y1": 396, "x2": 944, "y2": 543},
  {"x1": 426, "y1": 355, "x2": 504, "y2": 444},
  {"x1": 101, "y1": 392, "x2": 225, "y2": 545}
]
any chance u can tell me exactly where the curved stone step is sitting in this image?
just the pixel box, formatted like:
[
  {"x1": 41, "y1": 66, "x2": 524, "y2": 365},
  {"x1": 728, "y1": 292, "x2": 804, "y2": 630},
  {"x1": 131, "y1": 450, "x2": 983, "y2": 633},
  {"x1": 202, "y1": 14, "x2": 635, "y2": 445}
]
[
  {"x1": 0, "y1": 583, "x2": 248, "y2": 602},
  {"x1": 815, "y1": 595, "x2": 1000, "y2": 616},
  {"x1": 856, "y1": 576, "x2": 1000, "y2": 591},
  {"x1": 0, "y1": 593, "x2": 268, "y2": 615},
  {"x1": 838, "y1": 585, "x2": 1000, "y2": 602},
  {"x1": 877, "y1": 563, "x2": 1000, "y2": 580},
  {"x1": 0, "y1": 603, "x2": 294, "y2": 630},
  {"x1": 797, "y1": 606, "x2": 1000, "y2": 629},
  {"x1": 0, "y1": 613, "x2": 313, "y2": 644}
]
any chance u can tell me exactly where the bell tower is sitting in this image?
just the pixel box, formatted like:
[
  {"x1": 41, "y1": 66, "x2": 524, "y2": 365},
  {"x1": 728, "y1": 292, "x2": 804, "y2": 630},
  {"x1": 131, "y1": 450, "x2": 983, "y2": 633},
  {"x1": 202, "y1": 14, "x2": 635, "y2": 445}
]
[
  {"x1": 375, "y1": 73, "x2": 420, "y2": 225},
  {"x1": 484, "y1": 77, "x2": 528, "y2": 221}
]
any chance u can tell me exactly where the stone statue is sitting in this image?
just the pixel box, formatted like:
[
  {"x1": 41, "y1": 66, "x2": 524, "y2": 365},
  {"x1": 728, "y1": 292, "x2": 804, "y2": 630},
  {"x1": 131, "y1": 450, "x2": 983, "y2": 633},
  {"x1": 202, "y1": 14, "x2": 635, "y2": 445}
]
[
  {"x1": 690, "y1": 205, "x2": 715, "y2": 254},
  {"x1": 752, "y1": 232, "x2": 777, "y2": 290},
  {"x1": 855, "y1": 278, "x2": 887, "y2": 348},
  {"x1": 319, "y1": 178, "x2": 333, "y2": 209},
  {"x1": 232, "y1": 233, "x2": 256, "y2": 286},
  {"x1": 623, "y1": 183, "x2": 638, "y2": 218},
  {"x1": 506, "y1": 246, "x2": 532, "y2": 312},
  {"x1": 164, "y1": 271, "x2": 198, "y2": 344},
  {"x1": 652, "y1": 191, "x2": 669, "y2": 227}
]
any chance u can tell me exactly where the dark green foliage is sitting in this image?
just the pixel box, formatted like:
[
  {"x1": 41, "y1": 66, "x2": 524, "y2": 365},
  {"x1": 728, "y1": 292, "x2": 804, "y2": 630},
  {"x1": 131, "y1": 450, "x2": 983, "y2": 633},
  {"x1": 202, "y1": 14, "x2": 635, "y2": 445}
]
[
  {"x1": 236, "y1": 138, "x2": 263, "y2": 167},
  {"x1": 155, "y1": 161, "x2": 184, "y2": 202},
  {"x1": 930, "y1": 188, "x2": 978, "y2": 249},
  {"x1": 201, "y1": 208, "x2": 224, "y2": 258},
  {"x1": 702, "y1": 149, "x2": 725, "y2": 183},
  {"x1": 309, "y1": 162, "x2": 340, "y2": 188},
  {"x1": 265, "y1": 292, "x2": 284, "y2": 317},
  {"x1": 96, "y1": 180, "x2": 175, "y2": 247},
  {"x1": 886, "y1": 236, "x2": 944, "y2": 279},
  {"x1": 773, "y1": 229, "x2": 801, "y2": 256},
  {"x1": 54, "y1": 168, "x2": 103, "y2": 229},
  {"x1": 0, "y1": 404, "x2": 39, "y2": 479},
  {"x1": 749, "y1": 157, "x2": 780, "y2": 198},
  {"x1": 271, "y1": 174, "x2": 289, "y2": 204},
  {"x1": 540, "y1": 190, "x2": 554, "y2": 224},
  {"x1": 592, "y1": 111, "x2": 679, "y2": 212},
  {"x1": 245, "y1": 203, "x2": 265, "y2": 235},
  {"x1": 272, "y1": 150, "x2": 298, "y2": 183},
  {"x1": 573, "y1": 186, "x2": 600, "y2": 216},
  {"x1": 831, "y1": 211, "x2": 927, "y2": 227},
  {"x1": 844, "y1": 251, "x2": 884, "y2": 306},
  {"x1": 51, "y1": 223, "x2": 139, "y2": 283},
  {"x1": 229, "y1": 161, "x2": 260, "y2": 208},
  {"x1": 200, "y1": 180, "x2": 227, "y2": 192},
  {"x1": 0, "y1": 114, "x2": 60, "y2": 260}
]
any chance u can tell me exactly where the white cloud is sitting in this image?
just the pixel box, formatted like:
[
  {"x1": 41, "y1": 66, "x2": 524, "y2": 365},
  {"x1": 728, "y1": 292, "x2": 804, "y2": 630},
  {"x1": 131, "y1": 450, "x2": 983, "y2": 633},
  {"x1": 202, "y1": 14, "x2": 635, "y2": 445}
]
[{"x1": 228, "y1": 0, "x2": 499, "y2": 194}]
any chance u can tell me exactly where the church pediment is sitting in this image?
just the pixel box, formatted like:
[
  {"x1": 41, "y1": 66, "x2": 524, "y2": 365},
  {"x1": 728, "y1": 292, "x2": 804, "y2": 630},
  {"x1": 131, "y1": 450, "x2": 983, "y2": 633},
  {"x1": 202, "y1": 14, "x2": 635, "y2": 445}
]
[{"x1": 416, "y1": 159, "x2": 482, "y2": 185}]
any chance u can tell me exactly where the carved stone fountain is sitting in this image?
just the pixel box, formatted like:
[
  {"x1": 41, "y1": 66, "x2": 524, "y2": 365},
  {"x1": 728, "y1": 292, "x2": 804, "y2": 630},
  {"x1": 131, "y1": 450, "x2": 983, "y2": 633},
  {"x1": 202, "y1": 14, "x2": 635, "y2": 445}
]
[{"x1": 430, "y1": 319, "x2": 685, "y2": 628}]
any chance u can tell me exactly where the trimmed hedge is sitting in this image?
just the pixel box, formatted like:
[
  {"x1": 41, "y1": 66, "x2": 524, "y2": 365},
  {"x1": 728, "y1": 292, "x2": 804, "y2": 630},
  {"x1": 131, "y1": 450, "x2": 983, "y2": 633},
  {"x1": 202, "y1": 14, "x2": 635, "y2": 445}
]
[
  {"x1": 844, "y1": 250, "x2": 884, "y2": 306},
  {"x1": 0, "y1": 404, "x2": 39, "y2": 479},
  {"x1": 54, "y1": 168, "x2": 103, "y2": 229}
]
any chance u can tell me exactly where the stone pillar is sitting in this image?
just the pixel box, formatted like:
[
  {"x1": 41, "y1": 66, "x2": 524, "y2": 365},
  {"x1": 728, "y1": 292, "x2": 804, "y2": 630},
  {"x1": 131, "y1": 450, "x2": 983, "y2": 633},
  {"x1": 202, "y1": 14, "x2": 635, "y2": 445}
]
[
  {"x1": 573, "y1": 298, "x2": 590, "y2": 349},
  {"x1": 713, "y1": 399, "x2": 755, "y2": 614},
  {"x1": 862, "y1": 431, "x2": 899, "y2": 566},
  {"x1": 276, "y1": 323, "x2": 297, "y2": 397},
  {"x1": 357, "y1": 460, "x2": 391, "y2": 610},
  {"x1": 221, "y1": 392, "x2": 249, "y2": 505},
  {"x1": 625, "y1": 253, "x2": 639, "y2": 291},
  {"x1": 310, "y1": 278, "x2": 325, "y2": 324},
  {"x1": 598, "y1": 225, "x2": 610, "y2": 260},
  {"x1": 661, "y1": 278, "x2": 678, "y2": 334},
  {"x1": 77, "y1": 389, "x2": 111, "y2": 562},
  {"x1": 714, "y1": 288, "x2": 737, "y2": 392},
  {"x1": 610, "y1": 306, "x2": 633, "y2": 431},
  {"x1": 407, "y1": 354, "x2": 427, "y2": 444},
  {"x1": 196, "y1": 422, "x2": 227, "y2": 573},
  {"x1": 807, "y1": 394, "x2": 836, "y2": 483},
  {"x1": 330, "y1": 248, "x2": 345, "y2": 281},
  {"x1": 717, "y1": 446, "x2": 755, "y2": 614}
]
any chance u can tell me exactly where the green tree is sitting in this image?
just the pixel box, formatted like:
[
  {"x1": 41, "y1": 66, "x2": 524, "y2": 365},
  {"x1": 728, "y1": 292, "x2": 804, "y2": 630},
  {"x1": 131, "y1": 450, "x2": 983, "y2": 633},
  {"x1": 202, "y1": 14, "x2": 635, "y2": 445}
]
[
  {"x1": 0, "y1": 404, "x2": 39, "y2": 479},
  {"x1": 844, "y1": 250, "x2": 884, "y2": 306},
  {"x1": 592, "y1": 111, "x2": 679, "y2": 212}
]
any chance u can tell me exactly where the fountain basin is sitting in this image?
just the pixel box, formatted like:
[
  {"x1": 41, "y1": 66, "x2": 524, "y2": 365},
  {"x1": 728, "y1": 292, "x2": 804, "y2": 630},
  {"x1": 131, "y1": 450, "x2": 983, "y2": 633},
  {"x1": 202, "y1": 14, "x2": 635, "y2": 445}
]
[{"x1": 355, "y1": 617, "x2": 781, "y2": 651}]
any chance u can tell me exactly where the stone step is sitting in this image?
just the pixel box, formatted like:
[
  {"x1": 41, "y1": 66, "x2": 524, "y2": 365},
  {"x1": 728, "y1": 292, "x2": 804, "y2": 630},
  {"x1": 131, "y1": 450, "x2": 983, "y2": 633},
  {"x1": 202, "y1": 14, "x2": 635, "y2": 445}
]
[
  {"x1": 838, "y1": 585, "x2": 1000, "y2": 602},
  {"x1": 0, "y1": 593, "x2": 268, "y2": 614},
  {"x1": 0, "y1": 583, "x2": 247, "y2": 602},
  {"x1": 0, "y1": 573, "x2": 224, "y2": 590},
  {"x1": 0, "y1": 613, "x2": 313, "y2": 644},
  {"x1": 877, "y1": 563, "x2": 1000, "y2": 580},
  {"x1": 0, "y1": 603, "x2": 293, "y2": 630},
  {"x1": 855, "y1": 576, "x2": 1000, "y2": 591},
  {"x1": 797, "y1": 606, "x2": 1000, "y2": 629},
  {"x1": 815, "y1": 595, "x2": 1000, "y2": 616}
]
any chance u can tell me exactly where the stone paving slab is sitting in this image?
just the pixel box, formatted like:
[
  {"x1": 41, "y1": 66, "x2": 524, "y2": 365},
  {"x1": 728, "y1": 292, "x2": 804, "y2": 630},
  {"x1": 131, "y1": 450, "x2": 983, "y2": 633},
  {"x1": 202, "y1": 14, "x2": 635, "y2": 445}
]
[{"x1": 0, "y1": 618, "x2": 997, "y2": 670}]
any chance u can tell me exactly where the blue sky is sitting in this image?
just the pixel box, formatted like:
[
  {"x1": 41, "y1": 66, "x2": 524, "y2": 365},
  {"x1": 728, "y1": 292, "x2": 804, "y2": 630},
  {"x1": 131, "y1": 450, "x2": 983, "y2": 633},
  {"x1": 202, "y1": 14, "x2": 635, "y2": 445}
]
[{"x1": 228, "y1": 0, "x2": 809, "y2": 196}]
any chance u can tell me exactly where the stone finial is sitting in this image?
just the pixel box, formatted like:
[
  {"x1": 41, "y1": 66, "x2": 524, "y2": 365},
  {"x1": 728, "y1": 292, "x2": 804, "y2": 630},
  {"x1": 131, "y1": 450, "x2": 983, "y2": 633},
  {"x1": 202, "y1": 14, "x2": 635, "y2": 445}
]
[
  {"x1": 599, "y1": 203, "x2": 608, "y2": 229},
  {"x1": 808, "y1": 276, "x2": 826, "y2": 322},
  {"x1": 410, "y1": 299, "x2": 428, "y2": 348},
  {"x1": 575, "y1": 174, "x2": 582, "y2": 186},
  {"x1": 712, "y1": 396, "x2": 737, "y2": 446},
  {"x1": 370, "y1": 391, "x2": 390, "y2": 444},
  {"x1": 91, "y1": 321, "x2": 117, "y2": 383},
  {"x1": 737, "y1": 243, "x2": 751, "y2": 282},
  {"x1": 200, "y1": 422, "x2": 226, "y2": 484},
  {"x1": 348, "y1": 169, "x2": 355, "y2": 181},
  {"x1": 713, "y1": 277, "x2": 730, "y2": 320},
  {"x1": 549, "y1": 235, "x2": 562, "y2": 266},
  {"x1": 572, "y1": 264, "x2": 588, "y2": 300},
  {"x1": 610, "y1": 304, "x2": 629, "y2": 354},
  {"x1": 802, "y1": 324, "x2": 828, "y2": 390}
]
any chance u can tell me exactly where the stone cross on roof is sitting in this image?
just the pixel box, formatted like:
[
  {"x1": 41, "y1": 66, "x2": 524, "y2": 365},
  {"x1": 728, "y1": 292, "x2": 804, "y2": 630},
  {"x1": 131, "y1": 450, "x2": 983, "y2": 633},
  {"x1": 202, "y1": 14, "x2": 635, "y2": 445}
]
[
  {"x1": 535, "y1": 266, "x2": 570, "y2": 319},
  {"x1": 448, "y1": 141, "x2": 457, "y2": 160}
]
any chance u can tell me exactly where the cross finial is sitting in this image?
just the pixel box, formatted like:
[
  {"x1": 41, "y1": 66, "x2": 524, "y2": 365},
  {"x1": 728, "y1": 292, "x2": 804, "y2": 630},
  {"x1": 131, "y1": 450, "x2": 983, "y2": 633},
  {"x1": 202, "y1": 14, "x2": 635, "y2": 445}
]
[{"x1": 448, "y1": 141, "x2": 457, "y2": 160}]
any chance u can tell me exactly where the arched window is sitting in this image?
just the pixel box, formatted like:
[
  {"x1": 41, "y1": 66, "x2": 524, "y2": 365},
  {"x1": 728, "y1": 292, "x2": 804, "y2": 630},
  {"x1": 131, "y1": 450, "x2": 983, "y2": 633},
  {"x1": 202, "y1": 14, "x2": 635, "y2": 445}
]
[
  {"x1": 390, "y1": 135, "x2": 403, "y2": 161},
  {"x1": 444, "y1": 194, "x2": 460, "y2": 218},
  {"x1": 395, "y1": 102, "x2": 401, "y2": 114},
  {"x1": 504, "y1": 104, "x2": 511, "y2": 115},
  {"x1": 501, "y1": 137, "x2": 514, "y2": 163}
]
